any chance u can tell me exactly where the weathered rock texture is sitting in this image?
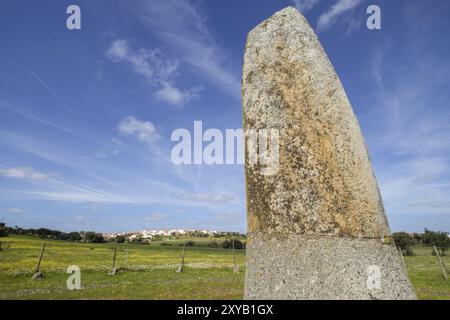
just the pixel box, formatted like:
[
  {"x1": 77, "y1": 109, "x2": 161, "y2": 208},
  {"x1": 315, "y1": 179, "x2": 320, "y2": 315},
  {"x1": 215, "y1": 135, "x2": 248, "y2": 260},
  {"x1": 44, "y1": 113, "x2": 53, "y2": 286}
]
[{"x1": 243, "y1": 7, "x2": 416, "y2": 300}]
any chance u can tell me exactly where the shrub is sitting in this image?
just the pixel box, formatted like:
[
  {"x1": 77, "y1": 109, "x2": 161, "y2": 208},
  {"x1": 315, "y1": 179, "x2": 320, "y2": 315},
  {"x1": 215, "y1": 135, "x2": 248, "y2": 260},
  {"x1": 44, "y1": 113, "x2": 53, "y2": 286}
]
[
  {"x1": 185, "y1": 240, "x2": 195, "y2": 247},
  {"x1": 221, "y1": 239, "x2": 243, "y2": 250},
  {"x1": 131, "y1": 237, "x2": 143, "y2": 244},
  {"x1": 208, "y1": 241, "x2": 219, "y2": 248},
  {"x1": 114, "y1": 235, "x2": 126, "y2": 243}
]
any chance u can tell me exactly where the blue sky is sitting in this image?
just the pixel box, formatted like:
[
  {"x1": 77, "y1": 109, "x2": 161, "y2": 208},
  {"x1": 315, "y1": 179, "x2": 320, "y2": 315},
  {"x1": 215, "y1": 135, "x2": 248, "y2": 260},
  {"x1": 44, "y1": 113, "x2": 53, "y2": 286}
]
[{"x1": 0, "y1": 0, "x2": 449, "y2": 233}]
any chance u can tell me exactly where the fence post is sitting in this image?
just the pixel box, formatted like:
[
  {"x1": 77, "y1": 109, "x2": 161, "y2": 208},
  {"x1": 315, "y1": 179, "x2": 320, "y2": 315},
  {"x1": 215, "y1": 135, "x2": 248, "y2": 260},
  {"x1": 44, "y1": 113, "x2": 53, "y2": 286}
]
[
  {"x1": 125, "y1": 244, "x2": 129, "y2": 269},
  {"x1": 176, "y1": 244, "x2": 186, "y2": 273},
  {"x1": 233, "y1": 238, "x2": 240, "y2": 273},
  {"x1": 32, "y1": 242, "x2": 46, "y2": 280},
  {"x1": 433, "y1": 245, "x2": 448, "y2": 280},
  {"x1": 397, "y1": 247, "x2": 407, "y2": 273},
  {"x1": 109, "y1": 241, "x2": 119, "y2": 275}
]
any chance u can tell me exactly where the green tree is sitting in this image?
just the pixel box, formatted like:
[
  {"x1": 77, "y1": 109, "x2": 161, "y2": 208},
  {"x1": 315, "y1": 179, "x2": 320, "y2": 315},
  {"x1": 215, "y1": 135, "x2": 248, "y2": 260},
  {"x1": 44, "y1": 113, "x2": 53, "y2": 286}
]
[
  {"x1": 67, "y1": 232, "x2": 82, "y2": 242},
  {"x1": 392, "y1": 232, "x2": 415, "y2": 256},
  {"x1": 422, "y1": 229, "x2": 449, "y2": 256},
  {"x1": 84, "y1": 232, "x2": 105, "y2": 243},
  {"x1": 0, "y1": 222, "x2": 8, "y2": 238}
]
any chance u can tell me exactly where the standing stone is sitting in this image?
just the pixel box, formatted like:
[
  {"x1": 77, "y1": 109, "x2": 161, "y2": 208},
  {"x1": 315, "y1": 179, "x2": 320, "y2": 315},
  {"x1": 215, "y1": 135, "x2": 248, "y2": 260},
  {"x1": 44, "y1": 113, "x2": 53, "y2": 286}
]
[{"x1": 242, "y1": 7, "x2": 416, "y2": 300}]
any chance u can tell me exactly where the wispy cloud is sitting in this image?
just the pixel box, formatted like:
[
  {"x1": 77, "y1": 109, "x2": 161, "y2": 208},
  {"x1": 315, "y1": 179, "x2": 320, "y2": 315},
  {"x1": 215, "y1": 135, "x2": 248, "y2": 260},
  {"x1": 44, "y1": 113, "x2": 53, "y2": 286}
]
[
  {"x1": 106, "y1": 39, "x2": 199, "y2": 107},
  {"x1": 378, "y1": 157, "x2": 450, "y2": 217},
  {"x1": 317, "y1": 0, "x2": 362, "y2": 31},
  {"x1": 107, "y1": 40, "x2": 178, "y2": 80},
  {"x1": 135, "y1": 0, "x2": 240, "y2": 99},
  {"x1": 0, "y1": 129, "x2": 186, "y2": 206},
  {"x1": 214, "y1": 211, "x2": 243, "y2": 223},
  {"x1": 179, "y1": 193, "x2": 234, "y2": 204},
  {"x1": 407, "y1": 201, "x2": 450, "y2": 210},
  {"x1": 7, "y1": 208, "x2": 24, "y2": 214},
  {"x1": 31, "y1": 73, "x2": 86, "y2": 126},
  {"x1": 0, "y1": 100, "x2": 83, "y2": 138},
  {"x1": 0, "y1": 166, "x2": 49, "y2": 181},
  {"x1": 365, "y1": 1, "x2": 450, "y2": 230},
  {"x1": 118, "y1": 116, "x2": 159, "y2": 145},
  {"x1": 291, "y1": 0, "x2": 322, "y2": 12},
  {"x1": 21, "y1": 190, "x2": 135, "y2": 204},
  {"x1": 146, "y1": 212, "x2": 169, "y2": 222},
  {"x1": 154, "y1": 83, "x2": 201, "y2": 107}
]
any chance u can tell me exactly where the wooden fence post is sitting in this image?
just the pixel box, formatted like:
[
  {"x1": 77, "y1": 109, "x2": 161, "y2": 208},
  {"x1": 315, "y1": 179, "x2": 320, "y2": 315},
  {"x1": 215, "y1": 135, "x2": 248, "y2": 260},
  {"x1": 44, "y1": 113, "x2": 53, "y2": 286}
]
[
  {"x1": 32, "y1": 242, "x2": 46, "y2": 280},
  {"x1": 125, "y1": 244, "x2": 129, "y2": 269},
  {"x1": 433, "y1": 245, "x2": 448, "y2": 281},
  {"x1": 397, "y1": 247, "x2": 407, "y2": 273},
  {"x1": 176, "y1": 244, "x2": 186, "y2": 273},
  {"x1": 233, "y1": 238, "x2": 240, "y2": 273},
  {"x1": 109, "y1": 241, "x2": 119, "y2": 275}
]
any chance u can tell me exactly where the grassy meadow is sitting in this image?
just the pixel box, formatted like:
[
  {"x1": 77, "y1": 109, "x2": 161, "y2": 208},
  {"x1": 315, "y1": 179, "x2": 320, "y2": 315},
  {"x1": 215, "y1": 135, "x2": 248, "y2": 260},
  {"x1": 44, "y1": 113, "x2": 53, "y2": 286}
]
[
  {"x1": 0, "y1": 235, "x2": 449, "y2": 300},
  {"x1": 0, "y1": 235, "x2": 245, "y2": 299},
  {"x1": 404, "y1": 244, "x2": 450, "y2": 300}
]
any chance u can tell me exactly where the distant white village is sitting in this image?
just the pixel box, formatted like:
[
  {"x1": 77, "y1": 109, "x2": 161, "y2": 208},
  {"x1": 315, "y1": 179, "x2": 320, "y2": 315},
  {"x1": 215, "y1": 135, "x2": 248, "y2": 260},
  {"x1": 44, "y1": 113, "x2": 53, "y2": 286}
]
[{"x1": 103, "y1": 229, "x2": 226, "y2": 243}]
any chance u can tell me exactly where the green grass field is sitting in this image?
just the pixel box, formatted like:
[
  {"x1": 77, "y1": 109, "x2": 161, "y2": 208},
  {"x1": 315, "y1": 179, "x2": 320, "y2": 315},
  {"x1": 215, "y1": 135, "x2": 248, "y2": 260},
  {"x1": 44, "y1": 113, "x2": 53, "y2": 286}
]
[
  {"x1": 0, "y1": 236, "x2": 449, "y2": 300},
  {"x1": 404, "y1": 244, "x2": 450, "y2": 300},
  {"x1": 0, "y1": 236, "x2": 245, "y2": 300}
]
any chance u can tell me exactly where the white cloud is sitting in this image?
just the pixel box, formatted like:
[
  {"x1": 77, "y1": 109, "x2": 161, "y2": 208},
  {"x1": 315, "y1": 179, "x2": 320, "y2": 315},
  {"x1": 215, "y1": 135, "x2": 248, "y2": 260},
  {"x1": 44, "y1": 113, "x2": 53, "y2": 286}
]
[
  {"x1": 344, "y1": 15, "x2": 363, "y2": 36},
  {"x1": 214, "y1": 211, "x2": 243, "y2": 222},
  {"x1": 118, "y1": 116, "x2": 159, "y2": 144},
  {"x1": 409, "y1": 157, "x2": 448, "y2": 183},
  {"x1": 8, "y1": 208, "x2": 24, "y2": 214},
  {"x1": 106, "y1": 39, "x2": 129, "y2": 61},
  {"x1": 146, "y1": 212, "x2": 169, "y2": 222},
  {"x1": 0, "y1": 100, "x2": 84, "y2": 138},
  {"x1": 137, "y1": 0, "x2": 240, "y2": 98},
  {"x1": 107, "y1": 40, "x2": 178, "y2": 82},
  {"x1": 154, "y1": 82, "x2": 200, "y2": 106},
  {"x1": 22, "y1": 190, "x2": 136, "y2": 205},
  {"x1": 0, "y1": 166, "x2": 49, "y2": 181},
  {"x1": 179, "y1": 193, "x2": 234, "y2": 203},
  {"x1": 107, "y1": 39, "x2": 197, "y2": 107},
  {"x1": 317, "y1": 0, "x2": 362, "y2": 31},
  {"x1": 378, "y1": 157, "x2": 450, "y2": 217},
  {"x1": 364, "y1": 3, "x2": 450, "y2": 231},
  {"x1": 292, "y1": 0, "x2": 322, "y2": 12},
  {"x1": 406, "y1": 201, "x2": 450, "y2": 210},
  {"x1": 0, "y1": 129, "x2": 186, "y2": 207}
]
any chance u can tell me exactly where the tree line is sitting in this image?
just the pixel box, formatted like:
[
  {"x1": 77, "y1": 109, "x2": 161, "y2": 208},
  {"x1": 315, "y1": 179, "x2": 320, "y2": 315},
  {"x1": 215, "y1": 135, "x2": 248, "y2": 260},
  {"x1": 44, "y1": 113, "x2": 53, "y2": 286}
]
[
  {"x1": 0, "y1": 223, "x2": 246, "y2": 246},
  {"x1": 0, "y1": 224, "x2": 106, "y2": 243},
  {"x1": 393, "y1": 229, "x2": 449, "y2": 256}
]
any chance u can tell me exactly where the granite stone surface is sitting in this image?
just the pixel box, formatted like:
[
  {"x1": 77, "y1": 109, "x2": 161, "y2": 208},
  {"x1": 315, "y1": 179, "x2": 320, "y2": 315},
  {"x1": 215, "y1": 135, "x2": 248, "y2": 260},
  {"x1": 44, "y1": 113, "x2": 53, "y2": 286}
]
[
  {"x1": 242, "y1": 7, "x2": 416, "y2": 299},
  {"x1": 245, "y1": 233, "x2": 417, "y2": 300}
]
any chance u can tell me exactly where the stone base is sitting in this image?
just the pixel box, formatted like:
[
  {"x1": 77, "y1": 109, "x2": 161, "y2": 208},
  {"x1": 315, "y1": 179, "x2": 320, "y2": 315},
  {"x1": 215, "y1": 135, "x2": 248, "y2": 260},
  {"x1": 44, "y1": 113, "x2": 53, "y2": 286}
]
[
  {"x1": 245, "y1": 233, "x2": 417, "y2": 300},
  {"x1": 31, "y1": 271, "x2": 44, "y2": 280}
]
